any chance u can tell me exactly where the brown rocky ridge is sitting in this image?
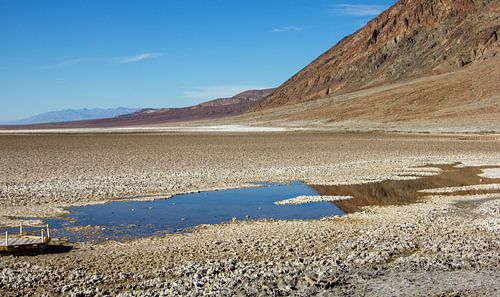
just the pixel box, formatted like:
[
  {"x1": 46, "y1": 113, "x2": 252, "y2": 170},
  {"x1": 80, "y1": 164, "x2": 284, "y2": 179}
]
[{"x1": 255, "y1": 0, "x2": 499, "y2": 109}]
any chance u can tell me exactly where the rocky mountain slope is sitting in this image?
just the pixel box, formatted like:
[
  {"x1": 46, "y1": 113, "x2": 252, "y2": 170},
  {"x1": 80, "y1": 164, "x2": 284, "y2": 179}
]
[
  {"x1": 256, "y1": 0, "x2": 499, "y2": 109},
  {"x1": 230, "y1": 55, "x2": 500, "y2": 132}
]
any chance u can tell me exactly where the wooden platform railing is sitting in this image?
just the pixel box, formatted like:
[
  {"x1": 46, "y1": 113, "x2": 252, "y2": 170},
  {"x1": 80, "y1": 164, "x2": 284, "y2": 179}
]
[{"x1": 1, "y1": 224, "x2": 51, "y2": 251}]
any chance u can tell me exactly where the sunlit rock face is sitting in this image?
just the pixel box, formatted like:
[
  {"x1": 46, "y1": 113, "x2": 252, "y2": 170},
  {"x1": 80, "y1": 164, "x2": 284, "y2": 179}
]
[{"x1": 256, "y1": 0, "x2": 500, "y2": 109}]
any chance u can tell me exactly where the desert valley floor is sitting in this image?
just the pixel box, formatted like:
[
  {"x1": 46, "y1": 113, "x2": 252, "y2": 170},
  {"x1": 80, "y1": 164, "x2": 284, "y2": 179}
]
[{"x1": 0, "y1": 131, "x2": 499, "y2": 296}]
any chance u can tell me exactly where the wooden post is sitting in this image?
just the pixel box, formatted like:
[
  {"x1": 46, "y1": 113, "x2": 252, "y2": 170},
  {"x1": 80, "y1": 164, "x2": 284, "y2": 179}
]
[
  {"x1": 20, "y1": 222, "x2": 23, "y2": 235},
  {"x1": 46, "y1": 224, "x2": 50, "y2": 239},
  {"x1": 5, "y1": 231, "x2": 8, "y2": 247}
]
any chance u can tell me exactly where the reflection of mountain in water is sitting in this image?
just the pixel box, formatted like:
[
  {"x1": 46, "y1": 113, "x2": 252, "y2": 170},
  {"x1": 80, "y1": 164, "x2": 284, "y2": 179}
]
[{"x1": 311, "y1": 164, "x2": 500, "y2": 214}]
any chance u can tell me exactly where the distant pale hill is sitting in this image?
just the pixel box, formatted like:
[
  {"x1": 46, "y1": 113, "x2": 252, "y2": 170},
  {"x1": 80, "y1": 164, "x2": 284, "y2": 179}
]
[{"x1": 4, "y1": 107, "x2": 141, "y2": 125}]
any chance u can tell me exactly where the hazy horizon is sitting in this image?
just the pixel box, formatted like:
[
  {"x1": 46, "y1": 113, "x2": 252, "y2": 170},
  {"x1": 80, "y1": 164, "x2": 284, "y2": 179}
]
[{"x1": 0, "y1": 0, "x2": 395, "y2": 121}]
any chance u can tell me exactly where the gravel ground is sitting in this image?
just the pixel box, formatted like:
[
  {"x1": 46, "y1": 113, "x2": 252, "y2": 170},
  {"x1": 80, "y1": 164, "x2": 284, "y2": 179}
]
[{"x1": 0, "y1": 132, "x2": 499, "y2": 296}]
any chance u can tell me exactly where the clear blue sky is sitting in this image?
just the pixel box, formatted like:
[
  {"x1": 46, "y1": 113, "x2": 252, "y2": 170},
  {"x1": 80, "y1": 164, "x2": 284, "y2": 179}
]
[{"x1": 0, "y1": 0, "x2": 395, "y2": 121}]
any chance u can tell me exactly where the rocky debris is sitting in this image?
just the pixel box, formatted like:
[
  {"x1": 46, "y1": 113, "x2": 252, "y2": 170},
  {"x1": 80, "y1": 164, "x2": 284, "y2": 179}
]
[
  {"x1": 474, "y1": 197, "x2": 500, "y2": 233},
  {"x1": 274, "y1": 195, "x2": 352, "y2": 205}
]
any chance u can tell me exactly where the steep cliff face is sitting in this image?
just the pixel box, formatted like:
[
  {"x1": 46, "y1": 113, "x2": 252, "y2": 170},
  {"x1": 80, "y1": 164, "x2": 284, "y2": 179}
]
[{"x1": 256, "y1": 0, "x2": 499, "y2": 109}]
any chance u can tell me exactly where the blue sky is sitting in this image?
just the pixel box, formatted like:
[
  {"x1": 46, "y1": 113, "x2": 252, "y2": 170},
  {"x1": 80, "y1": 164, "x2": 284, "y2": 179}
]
[{"x1": 0, "y1": 0, "x2": 395, "y2": 121}]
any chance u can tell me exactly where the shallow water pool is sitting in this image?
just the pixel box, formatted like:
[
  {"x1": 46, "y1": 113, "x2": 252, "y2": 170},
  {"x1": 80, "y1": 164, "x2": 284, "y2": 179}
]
[
  {"x1": 15, "y1": 182, "x2": 343, "y2": 242},
  {"x1": 4, "y1": 164, "x2": 500, "y2": 244}
]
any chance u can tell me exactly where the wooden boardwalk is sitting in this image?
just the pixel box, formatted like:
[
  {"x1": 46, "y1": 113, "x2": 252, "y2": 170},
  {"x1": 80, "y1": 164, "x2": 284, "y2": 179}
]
[
  {"x1": 0, "y1": 236, "x2": 48, "y2": 253},
  {"x1": 1, "y1": 224, "x2": 51, "y2": 253},
  {"x1": 0, "y1": 236, "x2": 45, "y2": 246}
]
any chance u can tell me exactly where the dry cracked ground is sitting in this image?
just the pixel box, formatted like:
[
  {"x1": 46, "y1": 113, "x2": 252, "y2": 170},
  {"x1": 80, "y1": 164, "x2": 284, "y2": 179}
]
[{"x1": 0, "y1": 132, "x2": 499, "y2": 296}]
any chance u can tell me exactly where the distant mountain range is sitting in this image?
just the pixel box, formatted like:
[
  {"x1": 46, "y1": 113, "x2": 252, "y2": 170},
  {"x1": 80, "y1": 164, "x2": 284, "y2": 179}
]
[
  {"x1": 0, "y1": 89, "x2": 274, "y2": 129},
  {"x1": 3, "y1": 107, "x2": 141, "y2": 125}
]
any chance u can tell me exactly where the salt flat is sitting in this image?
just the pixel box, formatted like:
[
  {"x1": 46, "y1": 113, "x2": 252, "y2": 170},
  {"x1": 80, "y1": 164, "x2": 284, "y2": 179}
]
[
  {"x1": 480, "y1": 168, "x2": 500, "y2": 179},
  {"x1": 0, "y1": 124, "x2": 298, "y2": 134},
  {"x1": 0, "y1": 131, "x2": 499, "y2": 296}
]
